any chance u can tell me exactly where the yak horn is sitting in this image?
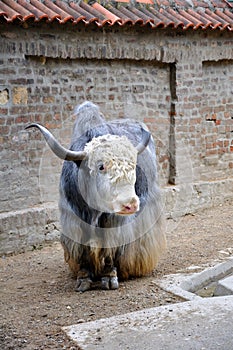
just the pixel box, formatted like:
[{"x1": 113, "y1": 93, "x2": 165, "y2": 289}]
[
  {"x1": 26, "y1": 123, "x2": 87, "y2": 161},
  {"x1": 136, "y1": 128, "x2": 151, "y2": 154}
]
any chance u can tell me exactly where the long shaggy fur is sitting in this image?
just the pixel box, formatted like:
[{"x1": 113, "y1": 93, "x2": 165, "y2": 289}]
[{"x1": 59, "y1": 102, "x2": 166, "y2": 280}]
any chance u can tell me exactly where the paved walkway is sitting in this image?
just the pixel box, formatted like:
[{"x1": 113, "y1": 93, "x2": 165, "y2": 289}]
[{"x1": 63, "y1": 296, "x2": 233, "y2": 350}]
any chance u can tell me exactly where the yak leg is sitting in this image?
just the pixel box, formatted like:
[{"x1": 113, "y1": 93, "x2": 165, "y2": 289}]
[
  {"x1": 75, "y1": 269, "x2": 92, "y2": 292},
  {"x1": 101, "y1": 256, "x2": 119, "y2": 290}
]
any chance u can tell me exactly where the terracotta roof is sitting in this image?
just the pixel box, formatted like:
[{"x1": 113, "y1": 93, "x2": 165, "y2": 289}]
[{"x1": 0, "y1": 0, "x2": 233, "y2": 30}]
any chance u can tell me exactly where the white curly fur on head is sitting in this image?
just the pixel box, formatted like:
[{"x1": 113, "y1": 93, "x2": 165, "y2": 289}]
[{"x1": 84, "y1": 134, "x2": 138, "y2": 184}]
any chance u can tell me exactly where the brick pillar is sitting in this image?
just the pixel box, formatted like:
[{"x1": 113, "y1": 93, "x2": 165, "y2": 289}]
[{"x1": 168, "y1": 63, "x2": 177, "y2": 185}]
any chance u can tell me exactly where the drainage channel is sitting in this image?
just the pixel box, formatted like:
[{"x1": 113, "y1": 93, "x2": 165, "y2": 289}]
[
  {"x1": 195, "y1": 272, "x2": 233, "y2": 297},
  {"x1": 158, "y1": 257, "x2": 233, "y2": 301}
]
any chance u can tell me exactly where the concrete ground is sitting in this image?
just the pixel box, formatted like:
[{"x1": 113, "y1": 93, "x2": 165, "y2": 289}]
[
  {"x1": 63, "y1": 296, "x2": 233, "y2": 350},
  {"x1": 64, "y1": 258, "x2": 233, "y2": 350}
]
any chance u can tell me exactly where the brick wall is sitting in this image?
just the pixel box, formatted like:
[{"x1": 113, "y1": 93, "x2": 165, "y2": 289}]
[
  {"x1": 175, "y1": 58, "x2": 233, "y2": 184},
  {"x1": 201, "y1": 60, "x2": 233, "y2": 180},
  {"x1": 0, "y1": 23, "x2": 232, "y2": 253}
]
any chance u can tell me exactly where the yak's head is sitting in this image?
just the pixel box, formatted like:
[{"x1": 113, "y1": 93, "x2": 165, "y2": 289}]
[
  {"x1": 26, "y1": 124, "x2": 150, "y2": 216},
  {"x1": 82, "y1": 134, "x2": 139, "y2": 215}
]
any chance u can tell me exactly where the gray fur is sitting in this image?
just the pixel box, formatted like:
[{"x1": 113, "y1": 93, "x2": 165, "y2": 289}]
[{"x1": 59, "y1": 101, "x2": 166, "y2": 284}]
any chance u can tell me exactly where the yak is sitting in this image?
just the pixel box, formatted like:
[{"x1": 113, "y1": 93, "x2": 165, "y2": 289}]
[{"x1": 27, "y1": 101, "x2": 166, "y2": 292}]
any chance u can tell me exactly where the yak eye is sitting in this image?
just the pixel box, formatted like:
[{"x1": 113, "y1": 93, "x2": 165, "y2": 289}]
[{"x1": 98, "y1": 164, "x2": 105, "y2": 172}]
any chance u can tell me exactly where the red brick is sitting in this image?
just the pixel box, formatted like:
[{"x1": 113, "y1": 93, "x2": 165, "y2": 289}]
[
  {"x1": 190, "y1": 118, "x2": 201, "y2": 125},
  {"x1": 42, "y1": 96, "x2": 55, "y2": 104},
  {"x1": 144, "y1": 117, "x2": 155, "y2": 123},
  {"x1": 44, "y1": 123, "x2": 61, "y2": 129},
  {"x1": 217, "y1": 140, "x2": 224, "y2": 147},
  {"x1": 206, "y1": 149, "x2": 218, "y2": 156},
  {"x1": 54, "y1": 113, "x2": 61, "y2": 121},
  {"x1": 0, "y1": 125, "x2": 10, "y2": 135},
  {"x1": 224, "y1": 112, "x2": 230, "y2": 118},
  {"x1": 0, "y1": 108, "x2": 8, "y2": 115},
  {"x1": 214, "y1": 106, "x2": 225, "y2": 113},
  {"x1": 218, "y1": 147, "x2": 227, "y2": 154},
  {"x1": 0, "y1": 117, "x2": 6, "y2": 125},
  {"x1": 15, "y1": 116, "x2": 30, "y2": 124}
]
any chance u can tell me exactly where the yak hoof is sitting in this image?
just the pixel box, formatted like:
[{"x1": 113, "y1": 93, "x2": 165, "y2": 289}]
[
  {"x1": 75, "y1": 278, "x2": 92, "y2": 292},
  {"x1": 101, "y1": 277, "x2": 110, "y2": 290},
  {"x1": 101, "y1": 276, "x2": 119, "y2": 290},
  {"x1": 110, "y1": 276, "x2": 119, "y2": 290}
]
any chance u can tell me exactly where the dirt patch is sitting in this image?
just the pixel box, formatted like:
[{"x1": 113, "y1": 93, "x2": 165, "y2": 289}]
[{"x1": 1, "y1": 200, "x2": 232, "y2": 350}]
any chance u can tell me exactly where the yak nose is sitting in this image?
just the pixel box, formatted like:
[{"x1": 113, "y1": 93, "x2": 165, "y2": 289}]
[{"x1": 121, "y1": 197, "x2": 139, "y2": 214}]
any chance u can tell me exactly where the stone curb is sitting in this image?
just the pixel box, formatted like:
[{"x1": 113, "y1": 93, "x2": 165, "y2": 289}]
[{"x1": 158, "y1": 257, "x2": 233, "y2": 300}]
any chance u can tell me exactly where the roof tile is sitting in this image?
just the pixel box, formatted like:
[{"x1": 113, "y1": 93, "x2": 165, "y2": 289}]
[
  {"x1": 198, "y1": 9, "x2": 223, "y2": 29},
  {"x1": 135, "y1": 0, "x2": 154, "y2": 3},
  {"x1": 43, "y1": 0, "x2": 73, "y2": 23},
  {"x1": 18, "y1": 0, "x2": 49, "y2": 21},
  {"x1": 118, "y1": 5, "x2": 144, "y2": 25},
  {"x1": 92, "y1": 2, "x2": 122, "y2": 25},
  {"x1": 167, "y1": 7, "x2": 194, "y2": 29},
  {"x1": 69, "y1": 1, "x2": 98, "y2": 23},
  {"x1": 29, "y1": 0, "x2": 61, "y2": 22},
  {"x1": 136, "y1": 6, "x2": 166, "y2": 27},
  {"x1": 1, "y1": 0, "x2": 31, "y2": 21},
  {"x1": 104, "y1": 3, "x2": 136, "y2": 25},
  {"x1": 55, "y1": 0, "x2": 84, "y2": 22},
  {"x1": 0, "y1": 1, "x2": 22, "y2": 22},
  {"x1": 0, "y1": 0, "x2": 232, "y2": 31},
  {"x1": 179, "y1": 9, "x2": 204, "y2": 29},
  {"x1": 149, "y1": 6, "x2": 177, "y2": 27}
]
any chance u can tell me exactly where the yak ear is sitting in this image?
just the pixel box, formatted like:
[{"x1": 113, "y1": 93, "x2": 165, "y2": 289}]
[
  {"x1": 26, "y1": 123, "x2": 87, "y2": 161},
  {"x1": 136, "y1": 128, "x2": 151, "y2": 154}
]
